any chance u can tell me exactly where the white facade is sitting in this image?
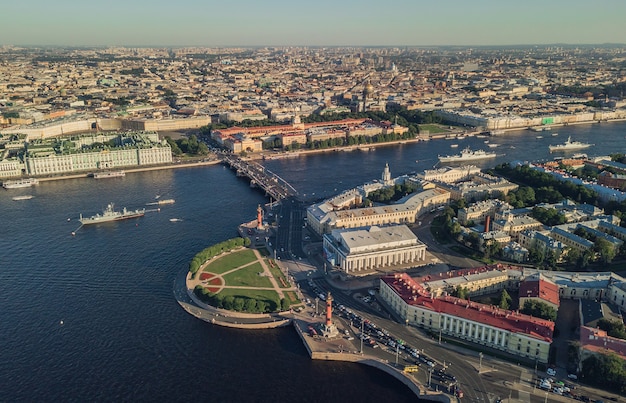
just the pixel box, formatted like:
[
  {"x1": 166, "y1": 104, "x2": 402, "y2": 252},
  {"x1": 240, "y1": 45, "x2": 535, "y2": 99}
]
[{"x1": 323, "y1": 225, "x2": 426, "y2": 274}]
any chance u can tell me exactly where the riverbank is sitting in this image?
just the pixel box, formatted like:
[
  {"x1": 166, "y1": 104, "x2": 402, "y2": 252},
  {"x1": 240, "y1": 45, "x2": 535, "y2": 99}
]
[{"x1": 11, "y1": 159, "x2": 221, "y2": 184}]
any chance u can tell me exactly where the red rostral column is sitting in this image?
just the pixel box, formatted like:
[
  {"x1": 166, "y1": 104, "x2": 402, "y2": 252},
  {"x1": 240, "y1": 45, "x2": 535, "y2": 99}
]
[
  {"x1": 257, "y1": 204, "x2": 263, "y2": 230},
  {"x1": 325, "y1": 291, "x2": 333, "y2": 327}
]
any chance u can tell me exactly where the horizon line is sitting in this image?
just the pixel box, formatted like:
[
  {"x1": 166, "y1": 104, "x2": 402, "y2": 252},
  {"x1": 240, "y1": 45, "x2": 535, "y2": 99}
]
[{"x1": 2, "y1": 42, "x2": 626, "y2": 49}]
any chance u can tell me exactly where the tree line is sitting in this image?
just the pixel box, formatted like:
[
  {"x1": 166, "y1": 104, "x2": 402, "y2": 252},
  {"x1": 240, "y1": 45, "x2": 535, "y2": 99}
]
[
  {"x1": 194, "y1": 285, "x2": 290, "y2": 313},
  {"x1": 165, "y1": 135, "x2": 209, "y2": 156},
  {"x1": 188, "y1": 237, "x2": 250, "y2": 278}
]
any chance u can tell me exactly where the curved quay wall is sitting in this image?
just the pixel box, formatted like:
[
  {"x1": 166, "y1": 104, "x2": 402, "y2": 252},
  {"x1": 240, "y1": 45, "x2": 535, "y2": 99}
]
[{"x1": 175, "y1": 266, "x2": 449, "y2": 402}]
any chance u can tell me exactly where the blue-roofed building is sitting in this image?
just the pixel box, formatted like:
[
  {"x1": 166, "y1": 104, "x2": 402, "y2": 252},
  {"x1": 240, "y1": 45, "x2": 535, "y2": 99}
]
[
  {"x1": 598, "y1": 220, "x2": 626, "y2": 242},
  {"x1": 550, "y1": 227, "x2": 594, "y2": 253},
  {"x1": 576, "y1": 223, "x2": 624, "y2": 249}
]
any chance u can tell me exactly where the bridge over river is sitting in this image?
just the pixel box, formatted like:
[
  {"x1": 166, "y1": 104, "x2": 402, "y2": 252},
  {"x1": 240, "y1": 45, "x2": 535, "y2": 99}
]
[{"x1": 221, "y1": 154, "x2": 298, "y2": 201}]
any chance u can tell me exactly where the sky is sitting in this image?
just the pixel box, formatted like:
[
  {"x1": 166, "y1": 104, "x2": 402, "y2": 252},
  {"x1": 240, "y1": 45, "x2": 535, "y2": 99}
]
[{"x1": 1, "y1": 0, "x2": 625, "y2": 47}]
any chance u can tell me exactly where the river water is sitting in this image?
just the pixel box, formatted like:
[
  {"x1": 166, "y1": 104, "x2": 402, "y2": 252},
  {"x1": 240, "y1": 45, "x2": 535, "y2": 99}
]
[{"x1": 0, "y1": 122, "x2": 624, "y2": 402}]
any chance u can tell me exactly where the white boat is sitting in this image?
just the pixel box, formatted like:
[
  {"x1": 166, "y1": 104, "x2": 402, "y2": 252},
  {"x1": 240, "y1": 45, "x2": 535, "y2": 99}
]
[
  {"x1": 536, "y1": 135, "x2": 543, "y2": 139},
  {"x1": 12, "y1": 195, "x2": 34, "y2": 201},
  {"x1": 487, "y1": 143, "x2": 499, "y2": 148},
  {"x1": 438, "y1": 147, "x2": 497, "y2": 163},
  {"x1": 531, "y1": 126, "x2": 552, "y2": 132},
  {"x1": 549, "y1": 136, "x2": 593, "y2": 152},
  {"x1": 93, "y1": 170, "x2": 125, "y2": 179},
  {"x1": 490, "y1": 130, "x2": 505, "y2": 136},
  {"x1": 450, "y1": 144, "x2": 459, "y2": 148},
  {"x1": 551, "y1": 132, "x2": 559, "y2": 136},
  {"x1": 2, "y1": 178, "x2": 39, "y2": 189},
  {"x1": 169, "y1": 218, "x2": 183, "y2": 222}
]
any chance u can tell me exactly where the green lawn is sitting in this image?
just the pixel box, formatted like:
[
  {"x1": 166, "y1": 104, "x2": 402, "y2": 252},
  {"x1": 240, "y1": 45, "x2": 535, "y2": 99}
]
[
  {"x1": 204, "y1": 249, "x2": 258, "y2": 274},
  {"x1": 222, "y1": 262, "x2": 274, "y2": 288},
  {"x1": 283, "y1": 290, "x2": 301, "y2": 307},
  {"x1": 419, "y1": 124, "x2": 448, "y2": 134},
  {"x1": 266, "y1": 259, "x2": 289, "y2": 288},
  {"x1": 218, "y1": 288, "x2": 280, "y2": 303}
]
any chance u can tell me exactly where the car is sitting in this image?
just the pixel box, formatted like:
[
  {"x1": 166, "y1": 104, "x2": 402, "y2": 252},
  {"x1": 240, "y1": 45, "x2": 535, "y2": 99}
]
[
  {"x1": 547, "y1": 368, "x2": 556, "y2": 376},
  {"x1": 553, "y1": 387, "x2": 563, "y2": 395},
  {"x1": 567, "y1": 373, "x2": 578, "y2": 380},
  {"x1": 539, "y1": 381, "x2": 551, "y2": 390}
]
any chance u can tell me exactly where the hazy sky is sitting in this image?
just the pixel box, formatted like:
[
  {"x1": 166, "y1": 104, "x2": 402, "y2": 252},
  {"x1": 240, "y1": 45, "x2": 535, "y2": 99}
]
[{"x1": 1, "y1": 0, "x2": 624, "y2": 47}]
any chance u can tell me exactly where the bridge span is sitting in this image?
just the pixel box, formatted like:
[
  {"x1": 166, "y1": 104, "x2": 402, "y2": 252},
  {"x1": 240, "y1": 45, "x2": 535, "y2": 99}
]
[{"x1": 221, "y1": 154, "x2": 298, "y2": 201}]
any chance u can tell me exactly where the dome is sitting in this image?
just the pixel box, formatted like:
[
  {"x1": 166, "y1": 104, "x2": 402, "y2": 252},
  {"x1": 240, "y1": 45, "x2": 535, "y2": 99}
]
[{"x1": 363, "y1": 82, "x2": 374, "y2": 96}]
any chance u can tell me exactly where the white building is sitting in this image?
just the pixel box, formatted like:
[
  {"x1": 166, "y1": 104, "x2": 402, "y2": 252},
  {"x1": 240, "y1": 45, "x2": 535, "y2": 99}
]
[{"x1": 322, "y1": 225, "x2": 426, "y2": 275}]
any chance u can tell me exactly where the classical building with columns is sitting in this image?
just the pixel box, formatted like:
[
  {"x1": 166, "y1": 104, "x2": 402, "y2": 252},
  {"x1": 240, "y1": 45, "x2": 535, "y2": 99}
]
[
  {"x1": 379, "y1": 273, "x2": 554, "y2": 363},
  {"x1": 322, "y1": 225, "x2": 426, "y2": 275}
]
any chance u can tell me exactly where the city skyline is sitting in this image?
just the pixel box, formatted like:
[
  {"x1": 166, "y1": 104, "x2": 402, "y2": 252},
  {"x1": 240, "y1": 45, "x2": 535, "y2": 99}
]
[{"x1": 1, "y1": 0, "x2": 625, "y2": 47}]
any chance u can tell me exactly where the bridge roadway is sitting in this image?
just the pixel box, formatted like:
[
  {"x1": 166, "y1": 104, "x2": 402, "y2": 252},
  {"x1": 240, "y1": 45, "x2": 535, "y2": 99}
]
[{"x1": 221, "y1": 154, "x2": 297, "y2": 201}]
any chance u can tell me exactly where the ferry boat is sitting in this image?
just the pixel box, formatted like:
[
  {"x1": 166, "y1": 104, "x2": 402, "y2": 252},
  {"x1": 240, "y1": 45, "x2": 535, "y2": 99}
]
[
  {"x1": 438, "y1": 147, "x2": 497, "y2": 163},
  {"x1": 12, "y1": 195, "x2": 34, "y2": 201},
  {"x1": 93, "y1": 170, "x2": 125, "y2": 179},
  {"x1": 2, "y1": 178, "x2": 39, "y2": 189},
  {"x1": 548, "y1": 136, "x2": 593, "y2": 152},
  {"x1": 79, "y1": 203, "x2": 145, "y2": 225}
]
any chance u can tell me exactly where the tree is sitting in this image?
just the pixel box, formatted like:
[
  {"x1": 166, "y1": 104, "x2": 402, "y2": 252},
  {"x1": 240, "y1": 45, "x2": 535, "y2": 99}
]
[
  {"x1": 466, "y1": 232, "x2": 480, "y2": 250},
  {"x1": 245, "y1": 298, "x2": 257, "y2": 312},
  {"x1": 484, "y1": 241, "x2": 502, "y2": 259},
  {"x1": 233, "y1": 297, "x2": 245, "y2": 311},
  {"x1": 581, "y1": 352, "x2": 626, "y2": 394},
  {"x1": 165, "y1": 136, "x2": 183, "y2": 156},
  {"x1": 280, "y1": 298, "x2": 290, "y2": 311},
  {"x1": 452, "y1": 285, "x2": 470, "y2": 300},
  {"x1": 256, "y1": 300, "x2": 267, "y2": 313},
  {"x1": 499, "y1": 289, "x2": 512, "y2": 310},
  {"x1": 222, "y1": 296, "x2": 235, "y2": 310},
  {"x1": 597, "y1": 318, "x2": 626, "y2": 339},
  {"x1": 565, "y1": 247, "x2": 581, "y2": 267},
  {"x1": 594, "y1": 237, "x2": 616, "y2": 264},
  {"x1": 520, "y1": 300, "x2": 557, "y2": 322}
]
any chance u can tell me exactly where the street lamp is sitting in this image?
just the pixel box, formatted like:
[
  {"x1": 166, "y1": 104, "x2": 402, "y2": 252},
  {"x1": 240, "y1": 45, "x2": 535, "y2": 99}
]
[
  {"x1": 479, "y1": 352, "x2": 483, "y2": 372},
  {"x1": 428, "y1": 367, "x2": 433, "y2": 388},
  {"x1": 395, "y1": 343, "x2": 399, "y2": 366},
  {"x1": 360, "y1": 320, "x2": 364, "y2": 354},
  {"x1": 315, "y1": 297, "x2": 319, "y2": 316}
]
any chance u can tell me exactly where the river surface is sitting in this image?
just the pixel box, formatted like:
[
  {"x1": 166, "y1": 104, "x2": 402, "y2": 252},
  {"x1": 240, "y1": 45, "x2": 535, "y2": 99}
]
[{"x1": 1, "y1": 122, "x2": 624, "y2": 402}]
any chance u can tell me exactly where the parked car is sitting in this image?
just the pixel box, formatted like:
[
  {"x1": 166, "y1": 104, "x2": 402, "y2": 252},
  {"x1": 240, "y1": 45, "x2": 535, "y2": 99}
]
[
  {"x1": 547, "y1": 368, "x2": 556, "y2": 376},
  {"x1": 567, "y1": 373, "x2": 578, "y2": 380}
]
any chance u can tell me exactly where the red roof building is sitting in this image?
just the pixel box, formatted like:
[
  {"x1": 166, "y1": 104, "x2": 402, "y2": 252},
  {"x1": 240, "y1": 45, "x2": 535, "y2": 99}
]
[
  {"x1": 379, "y1": 273, "x2": 554, "y2": 363},
  {"x1": 519, "y1": 275, "x2": 561, "y2": 311},
  {"x1": 579, "y1": 325, "x2": 626, "y2": 363}
]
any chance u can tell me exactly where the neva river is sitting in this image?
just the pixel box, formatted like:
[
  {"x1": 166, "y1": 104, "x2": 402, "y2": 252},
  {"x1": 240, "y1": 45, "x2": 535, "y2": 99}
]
[{"x1": 1, "y1": 122, "x2": 624, "y2": 402}]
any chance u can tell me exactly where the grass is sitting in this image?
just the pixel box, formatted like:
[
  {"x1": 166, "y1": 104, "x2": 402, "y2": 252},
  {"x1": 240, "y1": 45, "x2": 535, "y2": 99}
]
[
  {"x1": 203, "y1": 249, "x2": 257, "y2": 274},
  {"x1": 222, "y1": 262, "x2": 274, "y2": 288},
  {"x1": 284, "y1": 291, "x2": 301, "y2": 306},
  {"x1": 218, "y1": 288, "x2": 280, "y2": 303},
  {"x1": 419, "y1": 124, "x2": 449, "y2": 134},
  {"x1": 266, "y1": 259, "x2": 289, "y2": 288}
]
